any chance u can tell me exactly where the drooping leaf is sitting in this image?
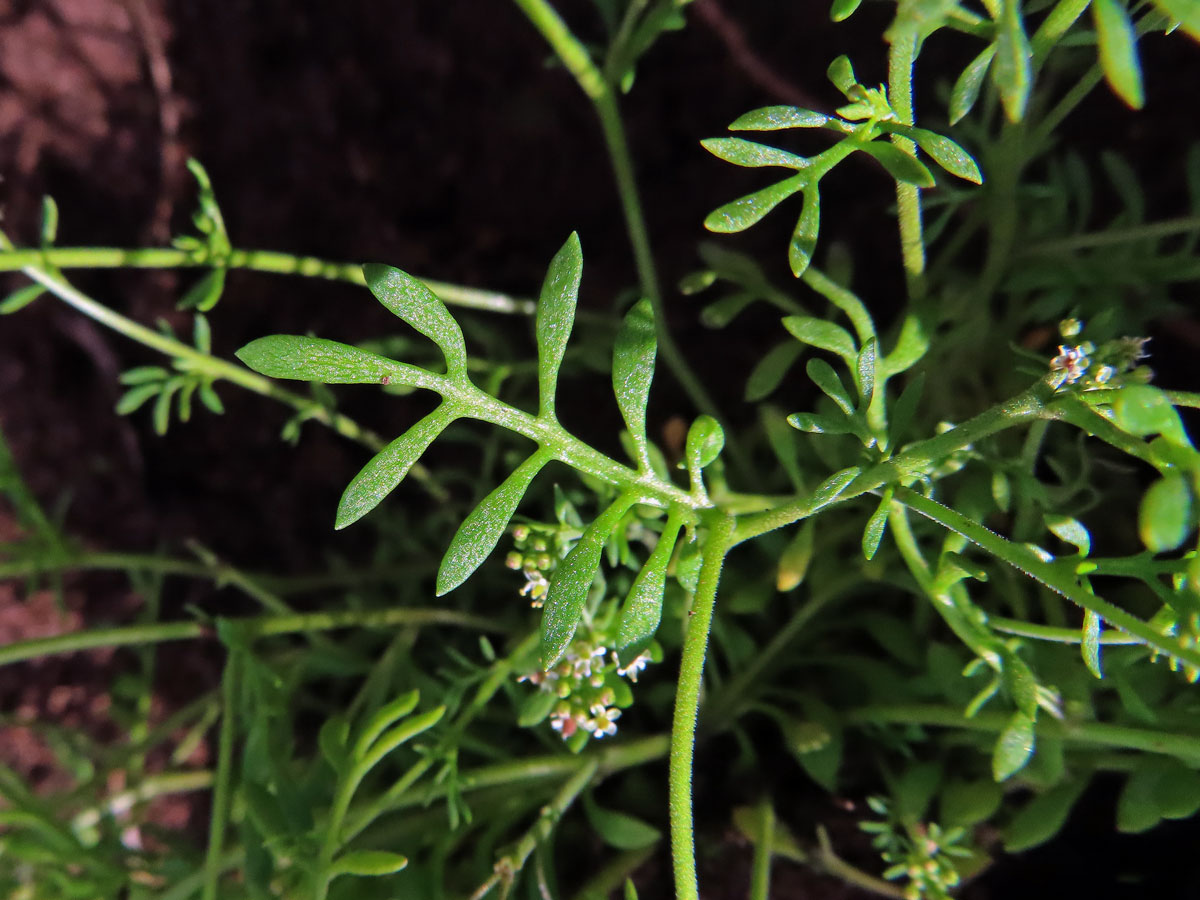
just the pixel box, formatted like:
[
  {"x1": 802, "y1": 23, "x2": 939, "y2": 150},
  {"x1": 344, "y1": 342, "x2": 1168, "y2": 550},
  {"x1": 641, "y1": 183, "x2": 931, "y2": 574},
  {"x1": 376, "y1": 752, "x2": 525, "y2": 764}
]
[
  {"x1": 826, "y1": 55, "x2": 858, "y2": 96},
  {"x1": 1139, "y1": 472, "x2": 1193, "y2": 553},
  {"x1": 1093, "y1": 0, "x2": 1145, "y2": 109},
  {"x1": 0, "y1": 283, "x2": 46, "y2": 315},
  {"x1": 745, "y1": 340, "x2": 803, "y2": 402},
  {"x1": 328, "y1": 850, "x2": 409, "y2": 879},
  {"x1": 783, "y1": 316, "x2": 857, "y2": 363},
  {"x1": 862, "y1": 487, "x2": 893, "y2": 560},
  {"x1": 860, "y1": 142, "x2": 936, "y2": 188},
  {"x1": 1082, "y1": 609, "x2": 1103, "y2": 679},
  {"x1": 788, "y1": 186, "x2": 820, "y2": 277},
  {"x1": 236, "y1": 335, "x2": 432, "y2": 387},
  {"x1": 542, "y1": 495, "x2": 636, "y2": 667},
  {"x1": 583, "y1": 795, "x2": 661, "y2": 850},
  {"x1": 1046, "y1": 515, "x2": 1092, "y2": 556},
  {"x1": 993, "y1": 0, "x2": 1033, "y2": 122},
  {"x1": 612, "y1": 299, "x2": 658, "y2": 471},
  {"x1": 363, "y1": 264, "x2": 468, "y2": 378},
  {"x1": 886, "y1": 125, "x2": 983, "y2": 184},
  {"x1": 950, "y1": 43, "x2": 996, "y2": 124},
  {"x1": 704, "y1": 174, "x2": 805, "y2": 233},
  {"x1": 336, "y1": 404, "x2": 457, "y2": 529},
  {"x1": 686, "y1": 415, "x2": 725, "y2": 473},
  {"x1": 992, "y1": 710, "x2": 1036, "y2": 781},
  {"x1": 805, "y1": 358, "x2": 857, "y2": 414},
  {"x1": 729, "y1": 106, "x2": 830, "y2": 130},
  {"x1": 437, "y1": 450, "x2": 553, "y2": 595},
  {"x1": 535, "y1": 232, "x2": 583, "y2": 418},
  {"x1": 831, "y1": 0, "x2": 864, "y2": 21},
  {"x1": 178, "y1": 268, "x2": 226, "y2": 312},
  {"x1": 701, "y1": 138, "x2": 810, "y2": 169},
  {"x1": 1004, "y1": 779, "x2": 1087, "y2": 851},
  {"x1": 617, "y1": 512, "x2": 684, "y2": 656},
  {"x1": 777, "y1": 520, "x2": 815, "y2": 591}
]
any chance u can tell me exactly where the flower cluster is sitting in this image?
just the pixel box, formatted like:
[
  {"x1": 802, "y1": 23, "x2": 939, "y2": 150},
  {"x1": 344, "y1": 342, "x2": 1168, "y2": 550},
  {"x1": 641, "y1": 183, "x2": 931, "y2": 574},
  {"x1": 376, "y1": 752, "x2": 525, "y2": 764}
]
[
  {"x1": 505, "y1": 524, "x2": 563, "y2": 608},
  {"x1": 861, "y1": 800, "x2": 975, "y2": 900},
  {"x1": 1047, "y1": 319, "x2": 1151, "y2": 390},
  {"x1": 518, "y1": 628, "x2": 655, "y2": 741}
]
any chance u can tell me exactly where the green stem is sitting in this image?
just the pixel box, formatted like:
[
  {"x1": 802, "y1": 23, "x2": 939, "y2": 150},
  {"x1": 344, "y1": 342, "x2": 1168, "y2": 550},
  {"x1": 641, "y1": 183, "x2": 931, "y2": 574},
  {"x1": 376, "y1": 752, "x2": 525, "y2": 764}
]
[
  {"x1": 669, "y1": 514, "x2": 734, "y2": 900},
  {"x1": 0, "y1": 607, "x2": 506, "y2": 668},
  {"x1": 0, "y1": 550, "x2": 427, "y2": 592},
  {"x1": 749, "y1": 799, "x2": 774, "y2": 900},
  {"x1": 887, "y1": 31, "x2": 925, "y2": 295},
  {"x1": 0, "y1": 245, "x2": 534, "y2": 315},
  {"x1": 989, "y1": 616, "x2": 1143, "y2": 645},
  {"x1": 477, "y1": 757, "x2": 599, "y2": 899},
  {"x1": 71, "y1": 770, "x2": 214, "y2": 832},
  {"x1": 1022, "y1": 216, "x2": 1200, "y2": 254},
  {"x1": 201, "y1": 651, "x2": 238, "y2": 900},
  {"x1": 893, "y1": 486, "x2": 1200, "y2": 670},
  {"x1": 845, "y1": 703, "x2": 1200, "y2": 761},
  {"x1": 734, "y1": 382, "x2": 1053, "y2": 544}
]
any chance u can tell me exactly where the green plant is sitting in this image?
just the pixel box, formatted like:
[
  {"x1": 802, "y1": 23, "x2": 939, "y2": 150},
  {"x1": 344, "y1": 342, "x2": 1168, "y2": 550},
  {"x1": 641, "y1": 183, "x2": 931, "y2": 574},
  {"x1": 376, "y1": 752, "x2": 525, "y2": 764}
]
[{"x1": 3, "y1": 1, "x2": 1200, "y2": 898}]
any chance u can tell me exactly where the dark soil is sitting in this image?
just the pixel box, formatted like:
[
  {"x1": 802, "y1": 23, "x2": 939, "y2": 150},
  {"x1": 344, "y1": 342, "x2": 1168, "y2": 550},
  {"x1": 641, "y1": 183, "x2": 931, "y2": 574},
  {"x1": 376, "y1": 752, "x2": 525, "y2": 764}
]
[{"x1": 2, "y1": 2, "x2": 1199, "y2": 897}]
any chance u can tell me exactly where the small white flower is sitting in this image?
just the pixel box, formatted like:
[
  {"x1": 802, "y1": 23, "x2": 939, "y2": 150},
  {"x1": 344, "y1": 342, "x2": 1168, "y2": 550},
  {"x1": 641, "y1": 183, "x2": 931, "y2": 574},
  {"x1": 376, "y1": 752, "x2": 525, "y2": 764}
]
[
  {"x1": 588, "y1": 705, "x2": 621, "y2": 738},
  {"x1": 617, "y1": 651, "x2": 651, "y2": 682}
]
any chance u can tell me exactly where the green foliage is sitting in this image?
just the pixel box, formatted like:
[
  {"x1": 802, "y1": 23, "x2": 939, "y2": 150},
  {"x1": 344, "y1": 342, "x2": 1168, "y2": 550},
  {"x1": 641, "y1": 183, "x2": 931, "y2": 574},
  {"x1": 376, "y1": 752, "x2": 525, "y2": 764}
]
[{"x1": 4, "y1": 2, "x2": 1200, "y2": 899}]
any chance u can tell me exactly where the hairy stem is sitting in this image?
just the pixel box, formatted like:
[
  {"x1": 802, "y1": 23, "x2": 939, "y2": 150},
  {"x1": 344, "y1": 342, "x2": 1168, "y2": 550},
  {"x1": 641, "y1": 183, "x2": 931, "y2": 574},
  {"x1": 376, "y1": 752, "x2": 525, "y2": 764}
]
[
  {"x1": 887, "y1": 31, "x2": 925, "y2": 296},
  {"x1": 0, "y1": 607, "x2": 506, "y2": 668},
  {"x1": 0, "y1": 244, "x2": 534, "y2": 315},
  {"x1": 669, "y1": 513, "x2": 734, "y2": 900},
  {"x1": 201, "y1": 651, "x2": 238, "y2": 900}
]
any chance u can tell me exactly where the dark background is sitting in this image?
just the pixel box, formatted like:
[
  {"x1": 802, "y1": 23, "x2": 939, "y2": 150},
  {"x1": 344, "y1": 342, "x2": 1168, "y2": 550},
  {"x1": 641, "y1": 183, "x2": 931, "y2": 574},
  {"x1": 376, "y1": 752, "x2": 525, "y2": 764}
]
[{"x1": 1, "y1": 1, "x2": 1198, "y2": 896}]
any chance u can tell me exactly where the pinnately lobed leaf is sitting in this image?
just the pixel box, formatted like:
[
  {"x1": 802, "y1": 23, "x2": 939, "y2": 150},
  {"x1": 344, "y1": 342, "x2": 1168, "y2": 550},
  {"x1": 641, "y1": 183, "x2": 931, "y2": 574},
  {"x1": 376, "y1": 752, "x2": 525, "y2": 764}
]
[
  {"x1": 235, "y1": 335, "x2": 434, "y2": 388},
  {"x1": 436, "y1": 449, "x2": 553, "y2": 595},
  {"x1": 728, "y1": 105, "x2": 829, "y2": 131},
  {"x1": 363, "y1": 264, "x2": 469, "y2": 378},
  {"x1": 704, "y1": 173, "x2": 805, "y2": 233},
  {"x1": 612, "y1": 299, "x2": 658, "y2": 470},
  {"x1": 535, "y1": 233, "x2": 583, "y2": 418},
  {"x1": 336, "y1": 404, "x2": 458, "y2": 529},
  {"x1": 542, "y1": 495, "x2": 638, "y2": 668}
]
